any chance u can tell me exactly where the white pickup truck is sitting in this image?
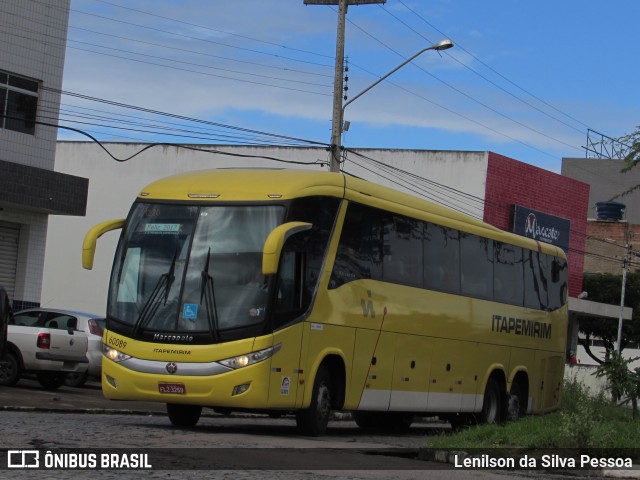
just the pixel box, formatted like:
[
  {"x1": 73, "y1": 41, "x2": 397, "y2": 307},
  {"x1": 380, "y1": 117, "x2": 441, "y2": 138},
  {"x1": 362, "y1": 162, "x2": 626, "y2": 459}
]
[{"x1": 0, "y1": 310, "x2": 89, "y2": 389}]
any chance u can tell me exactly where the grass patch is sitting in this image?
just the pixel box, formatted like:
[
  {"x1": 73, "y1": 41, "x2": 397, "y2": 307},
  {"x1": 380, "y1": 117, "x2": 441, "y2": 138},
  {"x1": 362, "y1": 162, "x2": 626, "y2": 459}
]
[{"x1": 427, "y1": 378, "x2": 640, "y2": 452}]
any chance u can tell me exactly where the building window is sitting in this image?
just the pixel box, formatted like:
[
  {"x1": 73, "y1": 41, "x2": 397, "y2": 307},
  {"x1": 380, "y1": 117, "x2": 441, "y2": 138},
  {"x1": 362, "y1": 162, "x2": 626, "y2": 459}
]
[{"x1": 0, "y1": 71, "x2": 39, "y2": 135}]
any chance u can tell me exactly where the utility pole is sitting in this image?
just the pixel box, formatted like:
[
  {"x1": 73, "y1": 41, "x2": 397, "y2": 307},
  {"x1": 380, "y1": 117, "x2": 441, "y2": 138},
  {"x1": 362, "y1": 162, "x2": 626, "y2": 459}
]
[
  {"x1": 617, "y1": 228, "x2": 634, "y2": 353},
  {"x1": 304, "y1": 0, "x2": 386, "y2": 172}
]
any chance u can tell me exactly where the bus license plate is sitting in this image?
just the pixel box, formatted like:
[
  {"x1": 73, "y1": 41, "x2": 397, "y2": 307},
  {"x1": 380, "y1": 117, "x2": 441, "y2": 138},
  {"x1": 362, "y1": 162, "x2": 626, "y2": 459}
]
[{"x1": 158, "y1": 383, "x2": 186, "y2": 395}]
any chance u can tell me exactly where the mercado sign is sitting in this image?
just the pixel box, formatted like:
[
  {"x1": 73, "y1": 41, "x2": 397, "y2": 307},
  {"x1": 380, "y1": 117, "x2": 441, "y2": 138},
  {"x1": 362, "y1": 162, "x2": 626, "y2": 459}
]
[{"x1": 512, "y1": 205, "x2": 570, "y2": 252}]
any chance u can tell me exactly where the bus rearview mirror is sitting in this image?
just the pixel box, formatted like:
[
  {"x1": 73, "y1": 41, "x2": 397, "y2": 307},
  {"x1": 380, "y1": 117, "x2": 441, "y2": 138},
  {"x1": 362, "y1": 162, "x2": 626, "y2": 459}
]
[
  {"x1": 82, "y1": 219, "x2": 126, "y2": 270},
  {"x1": 262, "y1": 222, "x2": 312, "y2": 275}
]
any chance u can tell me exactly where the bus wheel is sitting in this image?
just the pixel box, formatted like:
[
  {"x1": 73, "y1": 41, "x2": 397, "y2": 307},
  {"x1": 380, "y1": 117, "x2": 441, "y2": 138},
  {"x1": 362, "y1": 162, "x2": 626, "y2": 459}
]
[
  {"x1": 0, "y1": 352, "x2": 20, "y2": 386},
  {"x1": 479, "y1": 377, "x2": 503, "y2": 424},
  {"x1": 507, "y1": 379, "x2": 527, "y2": 421},
  {"x1": 296, "y1": 366, "x2": 332, "y2": 436},
  {"x1": 167, "y1": 403, "x2": 202, "y2": 427}
]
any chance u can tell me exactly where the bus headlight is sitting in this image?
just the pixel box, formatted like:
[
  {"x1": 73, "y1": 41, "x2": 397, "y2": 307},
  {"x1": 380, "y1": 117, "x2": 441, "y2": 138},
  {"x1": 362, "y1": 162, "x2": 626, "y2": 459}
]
[
  {"x1": 103, "y1": 344, "x2": 131, "y2": 363},
  {"x1": 218, "y1": 343, "x2": 281, "y2": 370}
]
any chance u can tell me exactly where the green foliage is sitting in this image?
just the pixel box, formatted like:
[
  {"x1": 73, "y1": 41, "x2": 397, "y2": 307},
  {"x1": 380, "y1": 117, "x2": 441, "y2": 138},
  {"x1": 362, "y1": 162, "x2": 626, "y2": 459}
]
[
  {"x1": 602, "y1": 127, "x2": 640, "y2": 199},
  {"x1": 580, "y1": 273, "x2": 640, "y2": 360},
  {"x1": 427, "y1": 379, "x2": 639, "y2": 452},
  {"x1": 595, "y1": 351, "x2": 640, "y2": 418}
]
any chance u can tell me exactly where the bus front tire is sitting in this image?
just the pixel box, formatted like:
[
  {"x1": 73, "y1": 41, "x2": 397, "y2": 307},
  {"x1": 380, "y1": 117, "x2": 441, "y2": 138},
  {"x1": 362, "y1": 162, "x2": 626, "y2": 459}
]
[
  {"x1": 296, "y1": 366, "x2": 332, "y2": 436},
  {"x1": 167, "y1": 403, "x2": 202, "y2": 427}
]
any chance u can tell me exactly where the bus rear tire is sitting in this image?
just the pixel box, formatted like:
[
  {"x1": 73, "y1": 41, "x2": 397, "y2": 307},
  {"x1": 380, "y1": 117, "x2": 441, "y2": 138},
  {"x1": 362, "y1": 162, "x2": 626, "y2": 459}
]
[
  {"x1": 507, "y1": 378, "x2": 527, "y2": 421},
  {"x1": 296, "y1": 366, "x2": 332, "y2": 436},
  {"x1": 479, "y1": 377, "x2": 503, "y2": 424},
  {"x1": 167, "y1": 403, "x2": 202, "y2": 427}
]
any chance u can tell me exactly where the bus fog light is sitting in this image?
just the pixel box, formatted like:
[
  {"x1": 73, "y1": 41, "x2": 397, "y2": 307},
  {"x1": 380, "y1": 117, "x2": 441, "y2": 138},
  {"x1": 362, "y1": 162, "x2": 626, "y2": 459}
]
[
  {"x1": 105, "y1": 375, "x2": 118, "y2": 388},
  {"x1": 232, "y1": 383, "x2": 250, "y2": 396}
]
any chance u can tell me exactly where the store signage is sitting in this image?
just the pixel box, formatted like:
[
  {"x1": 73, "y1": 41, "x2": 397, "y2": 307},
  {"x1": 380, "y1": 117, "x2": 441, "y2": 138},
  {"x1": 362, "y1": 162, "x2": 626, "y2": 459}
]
[{"x1": 512, "y1": 205, "x2": 570, "y2": 252}]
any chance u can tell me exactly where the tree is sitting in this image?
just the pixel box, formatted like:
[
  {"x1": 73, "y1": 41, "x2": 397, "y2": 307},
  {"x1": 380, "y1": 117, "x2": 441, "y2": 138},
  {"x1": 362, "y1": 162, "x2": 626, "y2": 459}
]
[
  {"x1": 606, "y1": 127, "x2": 640, "y2": 199},
  {"x1": 595, "y1": 351, "x2": 640, "y2": 419},
  {"x1": 579, "y1": 273, "x2": 640, "y2": 364}
]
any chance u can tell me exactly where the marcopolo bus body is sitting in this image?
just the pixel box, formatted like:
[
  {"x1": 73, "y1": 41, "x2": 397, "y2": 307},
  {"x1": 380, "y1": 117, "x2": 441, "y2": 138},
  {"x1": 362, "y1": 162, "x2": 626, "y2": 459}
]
[{"x1": 83, "y1": 169, "x2": 568, "y2": 435}]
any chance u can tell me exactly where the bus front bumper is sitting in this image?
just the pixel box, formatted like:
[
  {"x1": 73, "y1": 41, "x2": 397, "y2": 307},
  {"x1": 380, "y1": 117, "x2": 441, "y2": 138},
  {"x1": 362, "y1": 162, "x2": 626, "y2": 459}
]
[{"x1": 102, "y1": 357, "x2": 271, "y2": 408}]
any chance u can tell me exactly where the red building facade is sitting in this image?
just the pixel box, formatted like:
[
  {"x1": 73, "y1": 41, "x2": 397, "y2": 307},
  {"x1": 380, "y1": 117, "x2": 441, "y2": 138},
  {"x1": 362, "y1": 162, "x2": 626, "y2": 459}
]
[{"x1": 483, "y1": 153, "x2": 590, "y2": 298}]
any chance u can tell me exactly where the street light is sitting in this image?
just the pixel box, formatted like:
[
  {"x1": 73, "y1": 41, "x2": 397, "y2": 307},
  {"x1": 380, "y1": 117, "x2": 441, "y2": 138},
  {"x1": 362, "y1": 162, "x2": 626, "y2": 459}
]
[{"x1": 330, "y1": 38, "x2": 454, "y2": 172}]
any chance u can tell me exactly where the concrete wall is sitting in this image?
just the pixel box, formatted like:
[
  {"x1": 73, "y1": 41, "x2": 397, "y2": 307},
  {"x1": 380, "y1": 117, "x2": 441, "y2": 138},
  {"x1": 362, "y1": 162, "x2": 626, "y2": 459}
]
[
  {"x1": 562, "y1": 157, "x2": 640, "y2": 224},
  {"x1": 0, "y1": 0, "x2": 70, "y2": 308},
  {"x1": 0, "y1": 0, "x2": 69, "y2": 170},
  {"x1": 45, "y1": 143, "x2": 489, "y2": 313}
]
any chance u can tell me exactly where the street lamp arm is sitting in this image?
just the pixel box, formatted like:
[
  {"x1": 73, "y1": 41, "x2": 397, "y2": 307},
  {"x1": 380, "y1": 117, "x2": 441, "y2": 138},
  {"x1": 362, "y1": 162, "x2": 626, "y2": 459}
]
[{"x1": 342, "y1": 39, "x2": 453, "y2": 113}]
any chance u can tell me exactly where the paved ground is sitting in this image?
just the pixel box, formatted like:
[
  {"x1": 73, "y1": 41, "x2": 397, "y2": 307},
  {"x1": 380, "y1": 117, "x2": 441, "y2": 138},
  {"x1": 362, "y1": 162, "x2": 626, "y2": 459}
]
[{"x1": 0, "y1": 377, "x2": 166, "y2": 414}]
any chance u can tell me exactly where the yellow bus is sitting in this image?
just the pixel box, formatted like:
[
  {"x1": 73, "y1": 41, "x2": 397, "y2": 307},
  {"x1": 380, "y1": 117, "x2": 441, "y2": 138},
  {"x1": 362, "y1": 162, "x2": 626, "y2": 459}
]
[{"x1": 83, "y1": 169, "x2": 568, "y2": 435}]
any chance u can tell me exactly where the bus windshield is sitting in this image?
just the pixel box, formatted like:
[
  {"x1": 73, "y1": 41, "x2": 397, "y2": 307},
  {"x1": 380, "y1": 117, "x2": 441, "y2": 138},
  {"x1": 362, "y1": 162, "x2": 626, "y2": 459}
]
[{"x1": 108, "y1": 203, "x2": 285, "y2": 338}]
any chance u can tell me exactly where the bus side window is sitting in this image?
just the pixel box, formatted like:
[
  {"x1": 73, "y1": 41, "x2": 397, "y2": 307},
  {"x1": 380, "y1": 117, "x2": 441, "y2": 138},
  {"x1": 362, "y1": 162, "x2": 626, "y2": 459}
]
[
  {"x1": 494, "y1": 242, "x2": 524, "y2": 306},
  {"x1": 382, "y1": 215, "x2": 422, "y2": 288},
  {"x1": 460, "y1": 233, "x2": 493, "y2": 300},
  {"x1": 424, "y1": 223, "x2": 460, "y2": 294},
  {"x1": 275, "y1": 196, "x2": 340, "y2": 325},
  {"x1": 547, "y1": 257, "x2": 568, "y2": 310},
  {"x1": 524, "y1": 249, "x2": 548, "y2": 310},
  {"x1": 329, "y1": 203, "x2": 383, "y2": 289}
]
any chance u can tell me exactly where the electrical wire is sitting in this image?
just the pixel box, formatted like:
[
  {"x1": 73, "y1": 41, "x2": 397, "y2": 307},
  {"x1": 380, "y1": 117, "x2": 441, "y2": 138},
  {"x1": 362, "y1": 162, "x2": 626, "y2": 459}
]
[
  {"x1": 343, "y1": 12, "x2": 583, "y2": 155},
  {"x1": 393, "y1": 1, "x2": 592, "y2": 132}
]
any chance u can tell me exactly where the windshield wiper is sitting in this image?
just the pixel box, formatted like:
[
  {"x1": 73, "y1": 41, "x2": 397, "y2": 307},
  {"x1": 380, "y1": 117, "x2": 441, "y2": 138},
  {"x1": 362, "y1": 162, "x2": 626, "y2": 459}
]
[
  {"x1": 132, "y1": 250, "x2": 177, "y2": 336},
  {"x1": 200, "y1": 248, "x2": 220, "y2": 341}
]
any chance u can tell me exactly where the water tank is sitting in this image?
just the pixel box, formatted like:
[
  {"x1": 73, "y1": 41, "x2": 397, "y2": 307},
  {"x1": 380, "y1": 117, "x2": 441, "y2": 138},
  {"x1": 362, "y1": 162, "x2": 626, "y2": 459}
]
[{"x1": 595, "y1": 201, "x2": 626, "y2": 221}]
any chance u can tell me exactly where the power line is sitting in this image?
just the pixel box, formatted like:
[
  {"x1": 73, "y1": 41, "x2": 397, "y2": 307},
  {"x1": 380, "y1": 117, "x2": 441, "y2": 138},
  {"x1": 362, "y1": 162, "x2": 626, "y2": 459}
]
[
  {"x1": 89, "y1": 0, "x2": 335, "y2": 61},
  {"x1": 41, "y1": 87, "x2": 331, "y2": 147},
  {"x1": 69, "y1": 8, "x2": 335, "y2": 69},
  {"x1": 395, "y1": 0, "x2": 592, "y2": 132},
  {"x1": 3, "y1": 113, "x2": 329, "y2": 166},
  {"x1": 343, "y1": 12, "x2": 582, "y2": 155}
]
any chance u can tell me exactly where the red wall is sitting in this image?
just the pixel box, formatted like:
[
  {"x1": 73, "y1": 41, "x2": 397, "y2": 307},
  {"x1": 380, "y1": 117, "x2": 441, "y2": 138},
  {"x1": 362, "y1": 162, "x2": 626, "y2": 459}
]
[{"x1": 483, "y1": 153, "x2": 589, "y2": 298}]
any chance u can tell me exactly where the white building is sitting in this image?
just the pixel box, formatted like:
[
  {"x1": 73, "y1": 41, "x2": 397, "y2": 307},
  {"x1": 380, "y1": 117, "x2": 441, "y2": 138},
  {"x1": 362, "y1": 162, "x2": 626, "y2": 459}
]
[
  {"x1": 46, "y1": 142, "x2": 489, "y2": 314},
  {"x1": 0, "y1": 0, "x2": 88, "y2": 310}
]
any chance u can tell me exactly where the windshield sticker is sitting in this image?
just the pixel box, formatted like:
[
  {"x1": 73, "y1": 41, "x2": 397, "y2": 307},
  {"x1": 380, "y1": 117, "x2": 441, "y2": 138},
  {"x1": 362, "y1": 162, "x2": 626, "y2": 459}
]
[
  {"x1": 182, "y1": 304, "x2": 198, "y2": 320},
  {"x1": 144, "y1": 224, "x2": 181, "y2": 235}
]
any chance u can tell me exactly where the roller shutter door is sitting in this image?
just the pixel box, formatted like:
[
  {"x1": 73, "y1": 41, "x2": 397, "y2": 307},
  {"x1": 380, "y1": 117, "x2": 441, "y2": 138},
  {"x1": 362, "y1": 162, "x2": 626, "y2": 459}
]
[{"x1": 0, "y1": 224, "x2": 19, "y2": 300}]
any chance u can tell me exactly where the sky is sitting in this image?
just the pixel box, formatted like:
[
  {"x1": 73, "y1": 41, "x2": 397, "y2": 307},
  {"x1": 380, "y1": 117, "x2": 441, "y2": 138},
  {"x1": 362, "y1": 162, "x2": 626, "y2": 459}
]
[{"x1": 55, "y1": 0, "x2": 640, "y2": 173}]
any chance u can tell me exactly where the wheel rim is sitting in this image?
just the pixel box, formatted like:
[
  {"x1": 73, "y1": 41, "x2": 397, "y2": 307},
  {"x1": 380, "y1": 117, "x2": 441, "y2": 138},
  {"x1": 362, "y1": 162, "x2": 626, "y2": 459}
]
[
  {"x1": 316, "y1": 383, "x2": 331, "y2": 424},
  {"x1": 485, "y1": 389, "x2": 498, "y2": 423}
]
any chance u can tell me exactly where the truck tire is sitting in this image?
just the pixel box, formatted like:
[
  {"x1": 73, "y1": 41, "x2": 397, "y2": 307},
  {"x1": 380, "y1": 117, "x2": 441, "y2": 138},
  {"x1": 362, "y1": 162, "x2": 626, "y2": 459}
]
[
  {"x1": 65, "y1": 371, "x2": 89, "y2": 388},
  {"x1": 37, "y1": 372, "x2": 65, "y2": 390},
  {"x1": 0, "y1": 352, "x2": 20, "y2": 386}
]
